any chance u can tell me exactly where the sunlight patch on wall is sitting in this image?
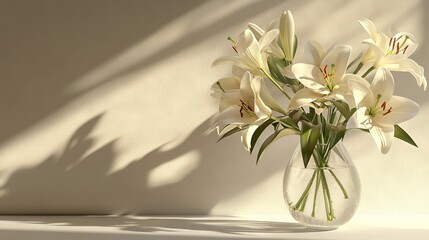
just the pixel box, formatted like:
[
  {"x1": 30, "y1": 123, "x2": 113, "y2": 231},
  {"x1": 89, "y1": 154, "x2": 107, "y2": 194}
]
[{"x1": 147, "y1": 150, "x2": 200, "y2": 188}]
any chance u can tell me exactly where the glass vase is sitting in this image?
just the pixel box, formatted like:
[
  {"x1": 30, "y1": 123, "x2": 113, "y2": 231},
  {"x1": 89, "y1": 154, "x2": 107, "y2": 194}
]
[{"x1": 283, "y1": 142, "x2": 361, "y2": 230}]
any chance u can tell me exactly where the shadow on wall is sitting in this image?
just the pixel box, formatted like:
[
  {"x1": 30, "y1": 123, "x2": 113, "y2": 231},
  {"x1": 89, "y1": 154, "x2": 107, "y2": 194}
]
[
  {"x1": 0, "y1": 0, "x2": 286, "y2": 146},
  {"x1": 0, "y1": 0, "x2": 292, "y2": 214},
  {"x1": 0, "y1": 114, "x2": 296, "y2": 214},
  {"x1": 0, "y1": 0, "x2": 205, "y2": 145}
]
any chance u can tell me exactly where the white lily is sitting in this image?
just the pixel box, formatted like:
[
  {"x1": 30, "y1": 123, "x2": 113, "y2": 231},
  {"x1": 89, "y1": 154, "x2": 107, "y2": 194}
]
[
  {"x1": 279, "y1": 10, "x2": 296, "y2": 61},
  {"x1": 289, "y1": 45, "x2": 370, "y2": 111},
  {"x1": 212, "y1": 71, "x2": 288, "y2": 150},
  {"x1": 347, "y1": 69, "x2": 419, "y2": 154},
  {"x1": 248, "y1": 21, "x2": 285, "y2": 59},
  {"x1": 359, "y1": 18, "x2": 427, "y2": 90},
  {"x1": 212, "y1": 29, "x2": 279, "y2": 75}
]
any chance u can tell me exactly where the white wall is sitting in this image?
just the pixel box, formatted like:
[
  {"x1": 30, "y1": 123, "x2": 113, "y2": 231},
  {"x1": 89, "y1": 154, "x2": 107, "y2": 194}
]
[{"x1": 0, "y1": 0, "x2": 428, "y2": 215}]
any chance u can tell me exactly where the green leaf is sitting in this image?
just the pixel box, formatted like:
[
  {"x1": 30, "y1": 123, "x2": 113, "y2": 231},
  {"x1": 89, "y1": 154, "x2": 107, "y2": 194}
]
[
  {"x1": 300, "y1": 121, "x2": 321, "y2": 168},
  {"x1": 394, "y1": 125, "x2": 418, "y2": 147},
  {"x1": 279, "y1": 117, "x2": 299, "y2": 130},
  {"x1": 250, "y1": 119, "x2": 275, "y2": 153},
  {"x1": 256, "y1": 131, "x2": 278, "y2": 164},
  {"x1": 326, "y1": 124, "x2": 346, "y2": 151},
  {"x1": 333, "y1": 101, "x2": 355, "y2": 120},
  {"x1": 217, "y1": 126, "x2": 243, "y2": 143},
  {"x1": 267, "y1": 56, "x2": 295, "y2": 86}
]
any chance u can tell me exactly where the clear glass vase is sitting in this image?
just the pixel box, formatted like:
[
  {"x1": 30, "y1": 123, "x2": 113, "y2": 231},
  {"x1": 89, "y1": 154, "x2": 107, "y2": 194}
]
[{"x1": 283, "y1": 142, "x2": 361, "y2": 230}]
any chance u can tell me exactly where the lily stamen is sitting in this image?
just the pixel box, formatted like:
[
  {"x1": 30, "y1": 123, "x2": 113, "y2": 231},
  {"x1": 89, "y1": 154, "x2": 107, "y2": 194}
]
[
  {"x1": 381, "y1": 101, "x2": 386, "y2": 111},
  {"x1": 239, "y1": 99, "x2": 255, "y2": 118},
  {"x1": 383, "y1": 107, "x2": 393, "y2": 116},
  {"x1": 386, "y1": 35, "x2": 411, "y2": 56},
  {"x1": 403, "y1": 45, "x2": 409, "y2": 54}
]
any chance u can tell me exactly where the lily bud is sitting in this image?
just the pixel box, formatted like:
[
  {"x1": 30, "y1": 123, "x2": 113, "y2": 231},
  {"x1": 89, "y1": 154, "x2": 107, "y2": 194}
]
[{"x1": 279, "y1": 10, "x2": 296, "y2": 61}]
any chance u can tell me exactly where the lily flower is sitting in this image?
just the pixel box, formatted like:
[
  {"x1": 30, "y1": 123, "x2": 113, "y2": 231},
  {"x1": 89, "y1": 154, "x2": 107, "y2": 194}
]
[
  {"x1": 248, "y1": 21, "x2": 285, "y2": 59},
  {"x1": 212, "y1": 72, "x2": 288, "y2": 150},
  {"x1": 288, "y1": 45, "x2": 370, "y2": 111},
  {"x1": 359, "y1": 18, "x2": 427, "y2": 90},
  {"x1": 247, "y1": 10, "x2": 296, "y2": 61},
  {"x1": 213, "y1": 29, "x2": 279, "y2": 75},
  {"x1": 347, "y1": 69, "x2": 419, "y2": 154}
]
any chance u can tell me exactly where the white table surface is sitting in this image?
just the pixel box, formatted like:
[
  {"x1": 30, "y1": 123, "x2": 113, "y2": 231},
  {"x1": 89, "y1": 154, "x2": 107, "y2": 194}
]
[{"x1": 0, "y1": 215, "x2": 428, "y2": 240}]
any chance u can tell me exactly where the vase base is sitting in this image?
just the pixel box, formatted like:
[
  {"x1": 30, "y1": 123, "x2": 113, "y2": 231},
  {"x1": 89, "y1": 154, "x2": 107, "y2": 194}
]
[{"x1": 305, "y1": 224, "x2": 338, "y2": 231}]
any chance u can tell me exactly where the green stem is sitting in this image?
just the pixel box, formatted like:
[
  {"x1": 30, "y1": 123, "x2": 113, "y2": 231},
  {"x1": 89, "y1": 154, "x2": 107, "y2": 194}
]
[
  {"x1": 320, "y1": 170, "x2": 331, "y2": 221},
  {"x1": 261, "y1": 68, "x2": 292, "y2": 100},
  {"x1": 311, "y1": 170, "x2": 321, "y2": 217},
  {"x1": 328, "y1": 169, "x2": 349, "y2": 199},
  {"x1": 294, "y1": 169, "x2": 317, "y2": 210},
  {"x1": 362, "y1": 66, "x2": 375, "y2": 78},
  {"x1": 320, "y1": 170, "x2": 335, "y2": 221},
  {"x1": 299, "y1": 191, "x2": 310, "y2": 212},
  {"x1": 353, "y1": 62, "x2": 364, "y2": 74}
]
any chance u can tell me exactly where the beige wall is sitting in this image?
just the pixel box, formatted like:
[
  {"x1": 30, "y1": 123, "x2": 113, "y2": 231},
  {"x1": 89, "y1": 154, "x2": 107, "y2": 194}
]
[{"x1": 0, "y1": 0, "x2": 428, "y2": 215}]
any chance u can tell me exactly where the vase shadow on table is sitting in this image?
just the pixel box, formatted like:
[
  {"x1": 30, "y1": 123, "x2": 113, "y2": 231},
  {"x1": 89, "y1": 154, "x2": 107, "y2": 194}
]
[{"x1": 0, "y1": 215, "x2": 325, "y2": 235}]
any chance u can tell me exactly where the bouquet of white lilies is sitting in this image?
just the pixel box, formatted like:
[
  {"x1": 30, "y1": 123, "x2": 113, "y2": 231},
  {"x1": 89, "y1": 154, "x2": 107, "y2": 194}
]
[{"x1": 211, "y1": 11, "x2": 426, "y2": 165}]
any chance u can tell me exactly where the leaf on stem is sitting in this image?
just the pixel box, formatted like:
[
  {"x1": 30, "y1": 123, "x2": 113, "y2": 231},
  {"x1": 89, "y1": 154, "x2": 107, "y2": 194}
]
[
  {"x1": 279, "y1": 117, "x2": 299, "y2": 130},
  {"x1": 333, "y1": 101, "x2": 355, "y2": 121},
  {"x1": 256, "y1": 128, "x2": 298, "y2": 164},
  {"x1": 394, "y1": 124, "x2": 418, "y2": 147},
  {"x1": 217, "y1": 126, "x2": 244, "y2": 143},
  {"x1": 250, "y1": 118, "x2": 275, "y2": 153},
  {"x1": 267, "y1": 56, "x2": 295, "y2": 85},
  {"x1": 327, "y1": 124, "x2": 346, "y2": 151},
  {"x1": 300, "y1": 121, "x2": 321, "y2": 168}
]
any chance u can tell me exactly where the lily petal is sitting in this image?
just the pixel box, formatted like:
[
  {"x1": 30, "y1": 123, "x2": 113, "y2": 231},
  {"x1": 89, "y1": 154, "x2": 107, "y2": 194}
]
[
  {"x1": 240, "y1": 72, "x2": 254, "y2": 106},
  {"x1": 346, "y1": 107, "x2": 371, "y2": 129},
  {"x1": 359, "y1": 18, "x2": 378, "y2": 41},
  {"x1": 383, "y1": 58, "x2": 427, "y2": 90},
  {"x1": 291, "y1": 63, "x2": 327, "y2": 90},
  {"x1": 343, "y1": 74, "x2": 370, "y2": 107},
  {"x1": 369, "y1": 125, "x2": 394, "y2": 154},
  {"x1": 320, "y1": 45, "x2": 351, "y2": 85},
  {"x1": 251, "y1": 77, "x2": 287, "y2": 116},
  {"x1": 248, "y1": 22, "x2": 265, "y2": 39},
  {"x1": 259, "y1": 29, "x2": 279, "y2": 52},
  {"x1": 213, "y1": 105, "x2": 255, "y2": 130},
  {"x1": 287, "y1": 88, "x2": 323, "y2": 111},
  {"x1": 212, "y1": 56, "x2": 249, "y2": 69},
  {"x1": 305, "y1": 40, "x2": 325, "y2": 66},
  {"x1": 374, "y1": 96, "x2": 419, "y2": 126},
  {"x1": 241, "y1": 117, "x2": 269, "y2": 151},
  {"x1": 274, "y1": 128, "x2": 300, "y2": 141},
  {"x1": 370, "y1": 69, "x2": 394, "y2": 103},
  {"x1": 236, "y1": 30, "x2": 264, "y2": 70},
  {"x1": 219, "y1": 91, "x2": 241, "y2": 112}
]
